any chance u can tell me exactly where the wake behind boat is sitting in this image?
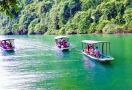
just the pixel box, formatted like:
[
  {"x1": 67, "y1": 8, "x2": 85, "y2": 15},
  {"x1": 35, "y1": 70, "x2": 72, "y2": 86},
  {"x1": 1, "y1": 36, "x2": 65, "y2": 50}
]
[
  {"x1": 82, "y1": 40, "x2": 114, "y2": 62},
  {"x1": 0, "y1": 38, "x2": 15, "y2": 51},
  {"x1": 54, "y1": 36, "x2": 70, "y2": 51}
]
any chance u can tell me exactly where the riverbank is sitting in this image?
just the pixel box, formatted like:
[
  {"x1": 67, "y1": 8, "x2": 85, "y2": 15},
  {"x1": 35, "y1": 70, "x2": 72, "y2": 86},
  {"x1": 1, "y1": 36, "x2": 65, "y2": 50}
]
[
  {"x1": 1, "y1": 29, "x2": 132, "y2": 35},
  {"x1": 92, "y1": 30, "x2": 132, "y2": 34}
]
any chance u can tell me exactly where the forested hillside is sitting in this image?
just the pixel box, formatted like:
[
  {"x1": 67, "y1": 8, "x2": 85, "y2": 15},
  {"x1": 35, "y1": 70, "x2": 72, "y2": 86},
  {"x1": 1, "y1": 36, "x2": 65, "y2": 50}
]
[{"x1": 0, "y1": 0, "x2": 132, "y2": 35}]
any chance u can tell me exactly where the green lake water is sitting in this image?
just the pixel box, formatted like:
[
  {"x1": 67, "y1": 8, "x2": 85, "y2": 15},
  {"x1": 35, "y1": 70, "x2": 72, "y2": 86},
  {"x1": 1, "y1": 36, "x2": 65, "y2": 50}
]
[{"x1": 0, "y1": 34, "x2": 132, "y2": 90}]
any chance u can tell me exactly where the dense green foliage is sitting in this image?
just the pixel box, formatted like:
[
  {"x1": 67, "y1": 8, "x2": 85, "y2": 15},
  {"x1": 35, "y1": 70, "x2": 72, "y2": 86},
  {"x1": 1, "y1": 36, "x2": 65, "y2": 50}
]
[
  {"x1": 0, "y1": 0, "x2": 132, "y2": 35},
  {"x1": 0, "y1": 0, "x2": 20, "y2": 18}
]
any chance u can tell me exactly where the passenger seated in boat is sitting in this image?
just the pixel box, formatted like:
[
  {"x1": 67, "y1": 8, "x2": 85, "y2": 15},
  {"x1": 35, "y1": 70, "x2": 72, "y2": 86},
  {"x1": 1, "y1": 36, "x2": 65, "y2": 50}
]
[
  {"x1": 9, "y1": 42, "x2": 12, "y2": 48},
  {"x1": 0, "y1": 41, "x2": 2, "y2": 46},
  {"x1": 57, "y1": 42, "x2": 61, "y2": 48},
  {"x1": 60, "y1": 38, "x2": 63, "y2": 45},
  {"x1": 5, "y1": 41, "x2": 12, "y2": 49},
  {"x1": 58, "y1": 38, "x2": 64, "y2": 48},
  {"x1": 67, "y1": 42, "x2": 70, "y2": 47},
  {"x1": 59, "y1": 40, "x2": 67, "y2": 48},
  {"x1": 85, "y1": 45, "x2": 90, "y2": 54},
  {"x1": 63, "y1": 40, "x2": 67, "y2": 48},
  {"x1": 6, "y1": 43, "x2": 11, "y2": 49},
  {"x1": 94, "y1": 46, "x2": 100, "y2": 58},
  {"x1": 2, "y1": 41, "x2": 12, "y2": 49},
  {"x1": 89, "y1": 46, "x2": 94, "y2": 55},
  {"x1": 2, "y1": 41, "x2": 7, "y2": 49}
]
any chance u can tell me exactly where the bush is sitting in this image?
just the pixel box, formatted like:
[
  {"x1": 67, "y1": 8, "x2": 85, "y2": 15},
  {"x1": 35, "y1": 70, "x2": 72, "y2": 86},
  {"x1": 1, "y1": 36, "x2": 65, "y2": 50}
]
[
  {"x1": 28, "y1": 18, "x2": 39, "y2": 34},
  {"x1": 0, "y1": 29, "x2": 4, "y2": 34},
  {"x1": 0, "y1": 28, "x2": 11, "y2": 35},
  {"x1": 103, "y1": 24, "x2": 118, "y2": 34},
  {"x1": 44, "y1": 30, "x2": 58, "y2": 35},
  {"x1": 34, "y1": 23, "x2": 47, "y2": 34},
  {"x1": 127, "y1": 21, "x2": 132, "y2": 30},
  {"x1": 12, "y1": 24, "x2": 19, "y2": 33},
  {"x1": 96, "y1": 20, "x2": 110, "y2": 32},
  {"x1": 88, "y1": 22, "x2": 97, "y2": 33}
]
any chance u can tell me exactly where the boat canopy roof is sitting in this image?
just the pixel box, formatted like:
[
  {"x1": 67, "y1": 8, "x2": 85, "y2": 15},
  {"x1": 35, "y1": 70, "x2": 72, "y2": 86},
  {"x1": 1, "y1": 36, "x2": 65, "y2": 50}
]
[
  {"x1": 0, "y1": 38, "x2": 15, "y2": 41},
  {"x1": 55, "y1": 36, "x2": 69, "y2": 39},
  {"x1": 82, "y1": 40, "x2": 110, "y2": 44}
]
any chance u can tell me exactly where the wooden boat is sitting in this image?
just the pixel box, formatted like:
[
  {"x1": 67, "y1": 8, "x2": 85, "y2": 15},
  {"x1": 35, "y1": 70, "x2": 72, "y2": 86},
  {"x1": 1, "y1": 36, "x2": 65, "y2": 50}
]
[
  {"x1": 82, "y1": 40, "x2": 114, "y2": 62},
  {"x1": 54, "y1": 36, "x2": 70, "y2": 51},
  {"x1": 0, "y1": 38, "x2": 15, "y2": 51}
]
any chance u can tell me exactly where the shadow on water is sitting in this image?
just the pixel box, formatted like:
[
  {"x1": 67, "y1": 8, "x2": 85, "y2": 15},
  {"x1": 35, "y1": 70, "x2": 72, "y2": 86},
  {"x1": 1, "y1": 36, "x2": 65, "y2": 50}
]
[
  {"x1": 55, "y1": 50, "x2": 70, "y2": 60},
  {"x1": 82, "y1": 55, "x2": 114, "y2": 84}
]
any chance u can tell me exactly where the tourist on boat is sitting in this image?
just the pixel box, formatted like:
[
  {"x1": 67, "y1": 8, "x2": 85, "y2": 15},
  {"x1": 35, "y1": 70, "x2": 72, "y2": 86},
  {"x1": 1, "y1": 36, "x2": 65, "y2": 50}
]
[
  {"x1": 94, "y1": 46, "x2": 100, "y2": 58},
  {"x1": 58, "y1": 39, "x2": 63, "y2": 48},
  {"x1": 2, "y1": 41, "x2": 7, "y2": 49},
  {"x1": 58, "y1": 38, "x2": 63, "y2": 46},
  {"x1": 60, "y1": 38, "x2": 63, "y2": 44},
  {"x1": 63, "y1": 40, "x2": 67, "y2": 47},
  {"x1": 0, "y1": 41, "x2": 2, "y2": 45},
  {"x1": 6, "y1": 42, "x2": 11, "y2": 49},
  {"x1": 59, "y1": 39, "x2": 67, "y2": 48},
  {"x1": 8, "y1": 42, "x2": 12, "y2": 48},
  {"x1": 57, "y1": 41, "x2": 61, "y2": 48},
  {"x1": 85, "y1": 45, "x2": 90, "y2": 54},
  {"x1": 67, "y1": 42, "x2": 69, "y2": 47},
  {"x1": 89, "y1": 45, "x2": 94, "y2": 55},
  {"x1": 2, "y1": 41, "x2": 12, "y2": 49}
]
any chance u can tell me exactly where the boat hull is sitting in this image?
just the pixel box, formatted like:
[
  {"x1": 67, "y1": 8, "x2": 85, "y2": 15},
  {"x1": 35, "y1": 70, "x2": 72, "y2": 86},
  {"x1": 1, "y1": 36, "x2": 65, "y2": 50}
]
[
  {"x1": 0, "y1": 47, "x2": 15, "y2": 51},
  {"x1": 83, "y1": 51, "x2": 114, "y2": 62},
  {"x1": 56, "y1": 46, "x2": 70, "y2": 51}
]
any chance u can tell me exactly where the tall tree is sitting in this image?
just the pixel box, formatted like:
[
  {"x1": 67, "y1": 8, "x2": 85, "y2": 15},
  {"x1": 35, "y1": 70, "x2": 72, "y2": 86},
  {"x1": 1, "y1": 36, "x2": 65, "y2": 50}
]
[{"x1": 0, "y1": 0, "x2": 19, "y2": 17}]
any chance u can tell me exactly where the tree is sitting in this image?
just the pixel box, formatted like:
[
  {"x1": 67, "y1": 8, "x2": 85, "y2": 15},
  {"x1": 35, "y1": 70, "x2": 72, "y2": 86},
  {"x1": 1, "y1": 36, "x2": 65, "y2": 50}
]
[{"x1": 0, "y1": 0, "x2": 19, "y2": 17}]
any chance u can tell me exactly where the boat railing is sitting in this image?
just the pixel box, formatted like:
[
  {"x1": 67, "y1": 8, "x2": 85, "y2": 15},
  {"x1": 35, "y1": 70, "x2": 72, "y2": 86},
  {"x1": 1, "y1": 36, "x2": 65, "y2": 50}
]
[{"x1": 102, "y1": 50, "x2": 110, "y2": 55}]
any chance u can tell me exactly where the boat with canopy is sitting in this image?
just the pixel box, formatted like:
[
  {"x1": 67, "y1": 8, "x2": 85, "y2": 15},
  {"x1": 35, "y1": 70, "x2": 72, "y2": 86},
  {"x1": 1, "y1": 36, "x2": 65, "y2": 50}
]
[
  {"x1": 0, "y1": 38, "x2": 15, "y2": 51},
  {"x1": 55, "y1": 36, "x2": 70, "y2": 51},
  {"x1": 82, "y1": 40, "x2": 114, "y2": 62}
]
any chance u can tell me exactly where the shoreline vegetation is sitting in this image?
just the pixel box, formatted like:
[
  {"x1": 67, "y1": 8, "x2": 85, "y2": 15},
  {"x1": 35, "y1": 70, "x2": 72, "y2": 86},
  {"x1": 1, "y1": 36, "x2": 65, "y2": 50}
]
[
  {"x1": 93, "y1": 30, "x2": 132, "y2": 34},
  {"x1": 0, "y1": 0, "x2": 132, "y2": 35}
]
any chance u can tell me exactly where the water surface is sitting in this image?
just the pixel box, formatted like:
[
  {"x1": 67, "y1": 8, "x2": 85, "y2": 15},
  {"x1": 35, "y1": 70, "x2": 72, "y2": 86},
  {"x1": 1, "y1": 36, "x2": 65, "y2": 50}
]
[{"x1": 0, "y1": 34, "x2": 132, "y2": 90}]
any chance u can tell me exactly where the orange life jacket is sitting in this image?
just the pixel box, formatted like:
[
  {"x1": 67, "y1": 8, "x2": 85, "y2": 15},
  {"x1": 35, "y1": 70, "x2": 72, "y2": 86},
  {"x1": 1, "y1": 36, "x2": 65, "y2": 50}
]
[{"x1": 85, "y1": 49, "x2": 89, "y2": 54}]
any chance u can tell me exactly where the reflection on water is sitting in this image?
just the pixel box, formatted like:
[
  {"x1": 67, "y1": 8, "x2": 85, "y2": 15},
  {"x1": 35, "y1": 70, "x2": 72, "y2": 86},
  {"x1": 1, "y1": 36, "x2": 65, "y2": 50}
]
[
  {"x1": 83, "y1": 55, "x2": 114, "y2": 83},
  {"x1": 55, "y1": 50, "x2": 70, "y2": 60},
  {"x1": 83, "y1": 55, "x2": 96, "y2": 68},
  {"x1": 0, "y1": 52, "x2": 17, "y2": 90},
  {"x1": 0, "y1": 50, "x2": 15, "y2": 56}
]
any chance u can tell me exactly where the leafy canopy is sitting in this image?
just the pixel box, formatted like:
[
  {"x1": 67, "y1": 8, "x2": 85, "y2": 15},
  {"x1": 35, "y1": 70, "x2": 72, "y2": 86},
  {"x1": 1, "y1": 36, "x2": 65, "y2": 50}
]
[{"x1": 0, "y1": 0, "x2": 19, "y2": 17}]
